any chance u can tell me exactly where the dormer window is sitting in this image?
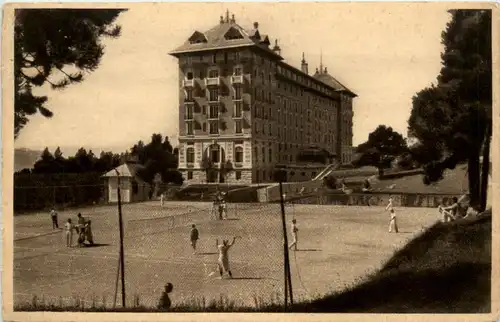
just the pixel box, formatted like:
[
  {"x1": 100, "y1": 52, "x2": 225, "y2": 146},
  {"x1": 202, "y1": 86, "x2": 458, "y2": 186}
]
[
  {"x1": 188, "y1": 31, "x2": 208, "y2": 44},
  {"x1": 224, "y1": 27, "x2": 244, "y2": 40}
]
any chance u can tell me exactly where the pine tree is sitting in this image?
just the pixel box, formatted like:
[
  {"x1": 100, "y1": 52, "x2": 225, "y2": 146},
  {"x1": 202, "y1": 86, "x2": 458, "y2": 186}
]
[
  {"x1": 14, "y1": 9, "x2": 126, "y2": 138},
  {"x1": 408, "y1": 10, "x2": 492, "y2": 210}
]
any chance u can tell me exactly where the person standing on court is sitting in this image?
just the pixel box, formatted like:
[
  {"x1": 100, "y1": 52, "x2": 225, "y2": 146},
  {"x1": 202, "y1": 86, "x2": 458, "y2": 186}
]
[
  {"x1": 386, "y1": 196, "x2": 398, "y2": 233},
  {"x1": 190, "y1": 224, "x2": 199, "y2": 254},
  {"x1": 77, "y1": 213, "x2": 85, "y2": 233},
  {"x1": 289, "y1": 219, "x2": 299, "y2": 251},
  {"x1": 216, "y1": 237, "x2": 237, "y2": 278},
  {"x1": 50, "y1": 208, "x2": 59, "y2": 229},
  {"x1": 64, "y1": 218, "x2": 75, "y2": 247}
]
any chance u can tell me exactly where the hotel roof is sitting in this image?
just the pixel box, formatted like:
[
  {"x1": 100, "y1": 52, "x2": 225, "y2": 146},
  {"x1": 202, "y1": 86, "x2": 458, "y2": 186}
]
[
  {"x1": 169, "y1": 12, "x2": 282, "y2": 59},
  {"x1": 170, "y1": 11, "x2": 357, "y2": 97}
]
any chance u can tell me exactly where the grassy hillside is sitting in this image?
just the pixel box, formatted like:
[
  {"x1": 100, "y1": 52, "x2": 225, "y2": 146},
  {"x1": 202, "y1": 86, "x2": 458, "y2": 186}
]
[
  {"x1": 292, "y1": 212, "x2": 491, "y2": 313},
  {"x1": 330, "y1": 165, "x2": 469, "y2": 195}
]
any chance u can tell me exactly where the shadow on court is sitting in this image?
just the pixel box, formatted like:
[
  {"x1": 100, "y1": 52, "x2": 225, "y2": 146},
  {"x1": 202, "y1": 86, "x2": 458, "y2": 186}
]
[
  {"x1": 230, "y1": 277, "x2": 265, "y2": 280},
  {"x1": 197, "y1": 252, "x2": 218, "y2": 255},
  {"x1": 84, "y1": 243, "x2": 111, "y2": 248},
  {"x1": 295, "y1": 249, "x2": 321, "y2": 252}
]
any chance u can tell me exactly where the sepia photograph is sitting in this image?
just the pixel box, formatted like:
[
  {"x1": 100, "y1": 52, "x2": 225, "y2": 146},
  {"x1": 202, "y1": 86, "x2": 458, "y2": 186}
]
[{"x1": 2, "y1": 2, "x2": 497, "y2": 319}]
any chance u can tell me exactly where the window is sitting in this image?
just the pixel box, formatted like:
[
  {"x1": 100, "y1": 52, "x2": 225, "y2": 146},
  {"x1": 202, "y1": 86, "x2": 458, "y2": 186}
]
[
  {"x1": 234, "y1": 67, "x2": 242, "y2": 76},
  {"x1": 254, "y1": 147, "x2": 258, "y2": 161},
  {"x1": 186, "y1": 121, "x2": 194, "y2": 135},
  {"x1": 235, "y1": 51, "x2": 240, "y2": 62},
  {"x1": 235, "y1": 119, "x2": 242, "y2": 133},
  {"x1": 234, "y1": 86, "x2": 242, "y2": 100},
  {"x1": 209, "y1": 121, "x2": 219, "y2": 134},
  {"x1": 186, "y1": 147, "x2": 195, "y2": 163},
  {"x1": 212, "y1": 53, "x2": 217, "y2": 63},
  {"x1": 185, "y1": 89, "x2": 193, "y2": 101},
  {"x1": 268, "y1": 148, "x2": 272, "y2": 163},
  {"x1": 209, "y1": 104, "x2": 219, "y2": 119},
  {"x1": 234, "y1": 146, "x2": 243, "y2": 163},
  {"x1": 209, "y1": 89, "x2": 219, "y2": 102},
  {"x1": 208, "y1": 69, "x2": 219, "y2": 78},
  {"x1": 234, "y1": 101, "x2": 242, "y2": 117},
  {"x1": 224, "y1": 52, "x2": 228, "y2": 64},
  {"x1": 185, "y1": 105, "x2": 193, "y2": 120},
  {"x1": 202, "y1": 122, "x2": 207, "y2": 132},
  {"x1": 210, "y1": 145, "x2": 220, "y2": 163},
  {"x1": 187, "y1": 171, "x2": 193, "y2": 180},
  {"x1": 186, "y1": 72, "x2": 194, "y2": 80},
  {"x1": 262, "y1": 147, "x2": 265, "y2": 163},
  {"x1": 235, "y1": 170, "x2": 242, "y2": 180}
]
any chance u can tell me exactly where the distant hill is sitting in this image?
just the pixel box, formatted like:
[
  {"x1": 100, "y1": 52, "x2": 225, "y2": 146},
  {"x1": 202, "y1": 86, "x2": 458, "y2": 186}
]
[{"x1": 14, "y1": 148, "x2": 42, "y2": 172}]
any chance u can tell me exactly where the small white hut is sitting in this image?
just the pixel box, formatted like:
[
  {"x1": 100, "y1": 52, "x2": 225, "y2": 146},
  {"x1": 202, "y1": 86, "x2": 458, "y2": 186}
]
[{"x1": 102, "y1": 162, "x2": 151, "y2": 203}]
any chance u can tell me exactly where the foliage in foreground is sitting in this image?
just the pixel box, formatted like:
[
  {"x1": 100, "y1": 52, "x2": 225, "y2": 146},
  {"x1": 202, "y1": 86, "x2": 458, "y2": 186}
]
[{"x1": 15, "y1": 213, "x2": 491, "y2": 313}]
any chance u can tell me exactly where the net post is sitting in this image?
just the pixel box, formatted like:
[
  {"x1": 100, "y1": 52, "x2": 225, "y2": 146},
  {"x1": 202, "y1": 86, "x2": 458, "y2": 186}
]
[
  {"x1": 115, "y1": 169, "x2": 126, "y2": 308},
  {"x1": 279, "y1": 180, "x2": 294, "y2": 310}
]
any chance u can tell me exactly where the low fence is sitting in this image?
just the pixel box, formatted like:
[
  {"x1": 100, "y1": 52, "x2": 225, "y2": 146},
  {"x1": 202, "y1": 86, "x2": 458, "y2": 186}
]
[
  {"x1": 258, "y1": 180, "x2": 323, "y2": 202},
  {"x1": 283, "y1": 192, "x2": 462, "y2": 208},
  {"x1": 14, "y1": 173, "x2": 106, "y2": 212}
]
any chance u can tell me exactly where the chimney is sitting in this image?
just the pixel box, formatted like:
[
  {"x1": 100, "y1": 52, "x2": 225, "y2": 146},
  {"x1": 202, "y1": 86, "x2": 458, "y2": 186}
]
[
  {"x1": 253, "y1": 22, "x2": 259, "y2": 29},
  {"x1": 324, "y1": 67, "x2": 328, "y2": 74},
  {"x1": 220, "y1": 15, "x2": 224, "y2": 24},
  {"x1": 272, "y1": 39, "x2": 281, "y2": 56},
  {"x1": 301, "y1": 52, "x2": 309, "y2": 75},
  {"x1": 231, "y1": 14, "x2": 235, "y2": 23}
]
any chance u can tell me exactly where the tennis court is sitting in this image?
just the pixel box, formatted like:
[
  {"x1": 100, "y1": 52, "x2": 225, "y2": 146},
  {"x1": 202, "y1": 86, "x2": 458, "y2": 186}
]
[{"x1": 14, "y1": 201, "x2": 439, "y2": 309}]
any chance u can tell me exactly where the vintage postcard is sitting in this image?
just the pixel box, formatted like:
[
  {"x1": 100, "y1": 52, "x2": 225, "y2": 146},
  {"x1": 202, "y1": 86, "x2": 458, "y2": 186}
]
[{"x1": 2, "y1": 2, "x2": 499, "y2": 321}]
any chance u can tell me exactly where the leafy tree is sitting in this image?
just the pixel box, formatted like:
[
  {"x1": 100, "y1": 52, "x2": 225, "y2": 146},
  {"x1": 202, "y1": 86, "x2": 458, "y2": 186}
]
[
  {"x1": 130, "y1": 134, "x2": 182, "y2": 184},
  {"x1": 219, "y1": 160, "x2": 234, "y2": 183},
  {"x1": 353, "y1": 125, "x2": 408, "y2": 177},
  {"x1": 14, "y1": 9, "x2": 126, "y2": 138},
  {"x1": 408, "y1": 10, "x2": 491, "y2": 210},
  {"x1": 201, "y1": 153, "x2": 216, "y2": 183}
]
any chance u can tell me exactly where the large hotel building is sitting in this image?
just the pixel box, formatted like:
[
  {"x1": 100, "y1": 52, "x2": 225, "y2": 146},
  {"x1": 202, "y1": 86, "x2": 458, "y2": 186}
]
[{"x1": 169, "y1": 12, "x2": 356, "y2": 184}]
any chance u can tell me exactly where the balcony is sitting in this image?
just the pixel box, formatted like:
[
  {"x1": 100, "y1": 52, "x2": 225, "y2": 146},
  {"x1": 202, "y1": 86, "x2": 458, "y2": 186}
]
[
  {"x1": 183, "y1": 79, "x2": 194, "y2": 87},
  {"x1": 231, "y1": 75, "x2": 244, "y2": 84},
  {"x1": 205, "y1": 77, "x2": 220, "y2": 87},
  {"x1": 208, "y1": 113, "x2": 219, "y2": 120}
]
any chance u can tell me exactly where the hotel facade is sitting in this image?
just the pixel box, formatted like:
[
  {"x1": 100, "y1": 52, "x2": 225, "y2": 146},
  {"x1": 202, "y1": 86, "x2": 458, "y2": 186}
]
[{"x1": 169, "y1": 12, "x2": 356, "y2": 184}]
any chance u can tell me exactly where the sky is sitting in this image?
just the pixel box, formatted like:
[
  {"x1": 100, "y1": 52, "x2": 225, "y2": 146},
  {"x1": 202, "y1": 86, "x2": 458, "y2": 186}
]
[{"x1": 14, "y1": 3, "x2": 452, "y2": 156}]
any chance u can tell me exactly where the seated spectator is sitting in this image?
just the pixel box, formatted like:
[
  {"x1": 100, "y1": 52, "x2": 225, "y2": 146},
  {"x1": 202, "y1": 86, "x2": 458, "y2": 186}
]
[
  {"x1": 439, "y1": 197, "x2": 460, "y2": 222},
  {"x1": 158, "y1": 283, "x2": 173, "y2": 310}
]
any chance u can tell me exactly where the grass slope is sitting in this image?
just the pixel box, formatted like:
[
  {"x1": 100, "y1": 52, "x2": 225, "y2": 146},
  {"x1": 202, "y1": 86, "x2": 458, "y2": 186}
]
[{"x1": 293, "y1": 213, "x2": 491, "y2": 313}]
